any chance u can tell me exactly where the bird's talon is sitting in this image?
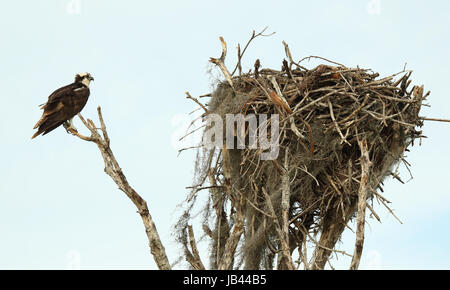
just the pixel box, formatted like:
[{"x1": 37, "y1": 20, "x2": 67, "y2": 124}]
[{"x1": 64, "y1": 123, "x2": 78, "y2": 134}]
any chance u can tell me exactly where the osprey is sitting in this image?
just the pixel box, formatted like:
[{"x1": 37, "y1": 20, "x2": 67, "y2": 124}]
[{"x1": 32, "y1": 72, "x2": 94, "y2": 139}]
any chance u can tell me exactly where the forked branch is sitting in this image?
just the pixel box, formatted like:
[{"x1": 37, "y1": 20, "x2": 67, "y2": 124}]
[
  {"x1": 210, "y1": 37, "x2": 234, "y2": 89},
  {"x1": 67, "y1": 106, "x2": 171, "y2": 270}
]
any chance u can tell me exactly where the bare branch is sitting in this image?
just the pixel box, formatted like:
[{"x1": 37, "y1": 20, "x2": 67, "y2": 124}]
[
  {"x1": 280, "y1": 148, "x2": 294, "y2": 270},
  {"x1": 69, "y1": 107, "x2": 171, "y2": 270},
  {"x1": 231, "y1": 27, "x2": 275, "y2": 76},
  {"x1": 186, "y1": 225, "x2": 206, "y2": 270},
  {"x1": 210, "y1": 37, "x2": 234, "y2": 89},
  {"x1": 282, "y1": 41, "x2": 307, "y2": 71},
  {"x1": 262, "y1": 187, "x2": 295, "y2": 270},
  {"x1": 186, "y1": 91, "x2": 209, "y2": 114},
  {"x1": 349, "y1": 138, "x2": 372, "y2": 270},
  {"x1": 298, "y1": 55, "x2": 347, "y2": 68},
  {"x1": 217, "y1": 200, "x2": 244, "y2": 270},
  {"x1": 420, "y1": 117, "x2": 450, "y2": 123}
]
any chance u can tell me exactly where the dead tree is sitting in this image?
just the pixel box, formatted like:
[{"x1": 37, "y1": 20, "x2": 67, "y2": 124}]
[
  {"x1": 66, "y1": 29, "x2": 448, "y2": 270},
  {"x1": 67, "y1": 107, "x2": 170, "y2": 270}
]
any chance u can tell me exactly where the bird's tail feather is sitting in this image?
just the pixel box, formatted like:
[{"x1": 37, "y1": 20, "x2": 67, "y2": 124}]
[
  {"x1": 32, "y1": 119, "x2": 66, "y2": 139},
  {"x1": 33, "y1": 116, "x2": 46, "y2": 129},
  {"x1": 31, "y1": 129, "x2": 44, "y2": 139}
]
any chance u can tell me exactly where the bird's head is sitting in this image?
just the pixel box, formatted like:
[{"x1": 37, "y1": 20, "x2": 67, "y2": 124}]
[{"x1": 75, "y1": 72, "x2": 94, "y2": 87}]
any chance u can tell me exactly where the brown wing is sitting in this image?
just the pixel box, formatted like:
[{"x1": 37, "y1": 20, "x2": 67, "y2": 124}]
[{"x1": 32, "y1": 83, "x2": 90, "y2": 139}]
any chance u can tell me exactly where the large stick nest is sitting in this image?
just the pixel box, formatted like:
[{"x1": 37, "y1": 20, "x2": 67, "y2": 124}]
[{"x1": 177, "y1": 35, "x2": 430, "y2": 270}]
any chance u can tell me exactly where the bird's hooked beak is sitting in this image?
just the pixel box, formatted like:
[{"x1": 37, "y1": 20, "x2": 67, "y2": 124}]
[{"x1": 89, "y1": 75, "x2": 94, "y2": 81}]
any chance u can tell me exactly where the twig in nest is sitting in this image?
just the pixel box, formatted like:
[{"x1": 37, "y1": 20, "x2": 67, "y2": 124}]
[
  {"x1": 298, "y1": 55, "x2": 347, "y2": 68},
  {"x1": 420, "y1": 117, "x2": 450, "y2": 123},
  {"x1": 254, "y1": 59, "x2": 261, "y2": 78},
  {"x1": 210, "y1": 37, "x2": 234, "y2": 89},
  {"x1": 282, "y1": 41, "x2": 307, "y2": 71},
  {"x1": 186, "y1": 92, "x2": 209, "y2": 114},
  {"x1": 236, "y1": 44, "x2": 242, "y2": 75},
  {"x1": 328, "y1": 100, "x2": 351, "y2": 146},
  {"x1": 231, "y1": 27, "x2": 275, "y2": 76},
  {"x1": 268, "y1": 77, "x2": 293, "y2": 114}
]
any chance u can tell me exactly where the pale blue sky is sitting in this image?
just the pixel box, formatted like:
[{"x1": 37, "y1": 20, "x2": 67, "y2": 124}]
[{"x1": 0, "y1": 0, "x2": 449, "y2": 269}]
